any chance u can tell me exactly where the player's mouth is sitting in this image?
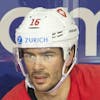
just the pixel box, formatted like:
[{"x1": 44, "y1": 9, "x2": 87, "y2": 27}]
[{"x1": 33, "y1": 75, "x2": 48, "y2": 84}]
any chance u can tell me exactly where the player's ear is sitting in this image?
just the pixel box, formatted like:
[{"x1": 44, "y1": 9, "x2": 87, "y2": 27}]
[{"x1": 65, "y1": 45, "x2": 75, "y2": 70}]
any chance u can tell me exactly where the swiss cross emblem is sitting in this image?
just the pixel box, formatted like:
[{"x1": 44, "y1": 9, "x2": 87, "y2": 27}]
[{"x1": 57, "y1": 8, "x2": 67, "y2": 17}]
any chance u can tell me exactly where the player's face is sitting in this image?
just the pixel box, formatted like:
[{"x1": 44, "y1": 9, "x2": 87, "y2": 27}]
[{"x1": 23, "y1": 48, "x2": 64, "y2": 92}]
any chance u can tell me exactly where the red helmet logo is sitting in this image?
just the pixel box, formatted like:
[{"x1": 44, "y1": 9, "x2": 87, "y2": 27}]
[{"x1": 57, "y1": 8, "x2": 67, "y2": 17}]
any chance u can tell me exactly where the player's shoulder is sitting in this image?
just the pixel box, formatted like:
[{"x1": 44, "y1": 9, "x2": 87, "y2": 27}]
[
  {"x1": 71, "y1": 64, "x2": 100, "y2": 99},
  {"x1": 7, "y1": 80, "x2": 25, "y2": 93},
  {"x1": 70, "y1": 64, "x2": 100, "y2": 100},
  {"x1": 72, "y1": 64, "x2": 100, "y2": 81},
  {"x1": 75, "y1": 64, "x2": 100, "y2": 74},
  {"x1": 2, "y1": 80, "x2": 26, "y2": 100}
]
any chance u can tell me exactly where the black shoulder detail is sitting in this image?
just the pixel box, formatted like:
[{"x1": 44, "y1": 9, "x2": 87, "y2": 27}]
[{"x1": 28, "y1": 87, "x2": 37, "y2": 100}]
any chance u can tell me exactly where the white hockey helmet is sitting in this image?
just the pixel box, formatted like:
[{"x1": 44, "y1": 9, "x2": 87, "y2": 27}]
[
  {"x1": 15, "y1": 7, "x2": 79, "y2": 92},
  {"x1": 16, "y1": 7, "x2": 78, "y2": 60}
]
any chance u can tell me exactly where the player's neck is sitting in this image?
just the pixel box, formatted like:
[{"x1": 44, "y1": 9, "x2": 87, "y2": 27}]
[{"x1": 35, "y1": 75, "x2": 71, "y2": 100}]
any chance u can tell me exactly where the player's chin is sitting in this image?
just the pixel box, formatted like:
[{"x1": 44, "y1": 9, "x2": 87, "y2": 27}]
[
  {"x1": 33, "y1": 79, "x2": 52, "y2": 92},
  {"x1": 34, "y1": 83, "x2": 51, "y2": 92}
]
